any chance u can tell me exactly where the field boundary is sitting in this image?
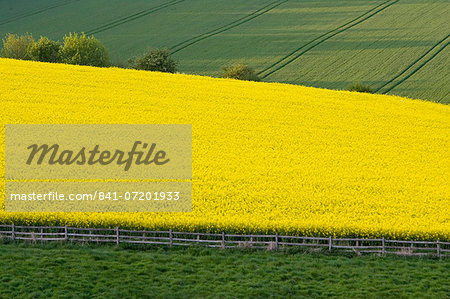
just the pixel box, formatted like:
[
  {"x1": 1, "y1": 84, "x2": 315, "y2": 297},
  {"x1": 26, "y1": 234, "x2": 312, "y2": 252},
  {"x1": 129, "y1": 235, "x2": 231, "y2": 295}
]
[
  {"x1": 84, "y1": 0, "x2": 185, "y2": 36},
  {"x1": 0, "y1": 0, "x2": 79, "y2": 27},
  {"x1": 375, "y1": 34, "x2": 450, "y2": 95},
  {"x1": 0, "y1": 224, "x2": 448, "y2": 258},
  {"x1": 170, "y1": 0, "x2": 288, "y2": 54},
  {"x1": 258, "y1": 0, "x2": 400, "y2": 79}
]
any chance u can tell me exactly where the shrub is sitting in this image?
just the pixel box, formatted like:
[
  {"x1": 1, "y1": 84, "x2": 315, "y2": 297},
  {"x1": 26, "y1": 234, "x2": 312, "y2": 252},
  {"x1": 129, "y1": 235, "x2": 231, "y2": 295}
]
[
  {"x1": 1, "y1": 33, "x2": 34, "y2": 60},
  {"x1": 60, "y1": 33, "x2": 109, "y2": 67},
  {"x1": 132, "y1": 48, "x2": 177, "y2": 73},
  {"x1": 27, "y1": 36, "x2": 62, "y2": 63},
  {"x1": 221, "y1": 63, "x2": 260, "y2": 81},
  {"x1": 348, "y1": 82, "x2": 373, "y2": 93}
]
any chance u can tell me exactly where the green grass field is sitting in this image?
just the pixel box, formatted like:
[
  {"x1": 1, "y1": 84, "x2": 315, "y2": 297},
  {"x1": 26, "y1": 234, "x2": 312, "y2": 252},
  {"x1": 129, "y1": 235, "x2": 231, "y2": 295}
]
[
  {"x1": 0, "y1": 242, "x2": 449, "y2": 298},
  {"x1": 0, "y1": 0, "x2": 448, "y2": 103}
]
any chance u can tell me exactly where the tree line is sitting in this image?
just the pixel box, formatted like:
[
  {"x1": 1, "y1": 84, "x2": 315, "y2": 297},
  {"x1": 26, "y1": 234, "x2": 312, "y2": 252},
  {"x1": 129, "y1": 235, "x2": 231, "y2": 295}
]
[{"x1": 1, "y1": 32, "x2": 373, "y2": 91}]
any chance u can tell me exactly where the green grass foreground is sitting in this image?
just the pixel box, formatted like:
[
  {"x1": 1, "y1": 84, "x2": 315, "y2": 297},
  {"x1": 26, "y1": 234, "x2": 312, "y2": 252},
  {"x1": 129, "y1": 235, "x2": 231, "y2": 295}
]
[{"x1": 0, "y1": 242, "x2": 448, "y2": 298}]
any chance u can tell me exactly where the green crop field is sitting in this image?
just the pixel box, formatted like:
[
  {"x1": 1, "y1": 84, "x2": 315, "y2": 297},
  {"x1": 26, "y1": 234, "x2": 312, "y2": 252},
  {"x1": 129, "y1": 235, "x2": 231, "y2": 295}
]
[
  {"x1": 1, "y1": 242, "x2": 449, "y2": 298},
  {"x1": 1, "y1": 0, "x2": 448, "y2": 103}
]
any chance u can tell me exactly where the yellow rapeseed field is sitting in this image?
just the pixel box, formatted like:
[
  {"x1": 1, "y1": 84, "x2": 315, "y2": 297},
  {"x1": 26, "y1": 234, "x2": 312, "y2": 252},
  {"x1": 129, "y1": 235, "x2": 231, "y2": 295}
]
[{"x1": 0, "y1": 58, "x2": 449, "y2": 240}]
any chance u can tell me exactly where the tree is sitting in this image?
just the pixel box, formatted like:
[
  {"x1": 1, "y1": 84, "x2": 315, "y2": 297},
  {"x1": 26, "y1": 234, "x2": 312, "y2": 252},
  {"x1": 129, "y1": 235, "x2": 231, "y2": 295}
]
[
  {"x1": 221, "y1": 63, "x2": 260, "y2": 81},
  {"x1": 60, "y1": 33, "x2": 109, "y2": 67},
  {"x1": 27, "y1": 36, "x2": 62, "y2": 63},
  {"x1": 132, "y1": 48, "x2": 177, "y2": 73},
  {"x1": 1, "y1": 33, "x2": 34, "y2": 60}
]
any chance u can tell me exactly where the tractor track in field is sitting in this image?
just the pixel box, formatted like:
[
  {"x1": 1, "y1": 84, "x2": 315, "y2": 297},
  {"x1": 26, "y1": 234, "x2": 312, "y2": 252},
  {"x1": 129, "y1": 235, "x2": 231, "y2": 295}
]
[
  {"x1": 0, "y1": 0, "x2": 79, "y2": 26},
  {"x1": 257, "y1": 0, "x2": 400, "y2": 79},
  {"x1": 84, "y1": 0, "x2": 185, "y2": 36},
  {"x1": 170, "y1": 0, "x2": 288, "y2": 54},
  {"x1": 438, "y1": 90, "x2": 450, "y2": 103},
  {"x1": 375, "y1": 34, "x2": 449, "y2": 94}
]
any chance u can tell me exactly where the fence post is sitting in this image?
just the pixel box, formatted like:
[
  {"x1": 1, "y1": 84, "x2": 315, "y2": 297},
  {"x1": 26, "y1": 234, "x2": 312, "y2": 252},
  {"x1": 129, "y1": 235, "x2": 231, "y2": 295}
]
[
  {"x1": 64, "y1": 225, "x2": 68, "y2": 241},
  {"x1": 221, "y1": 231, "x2": 225, "y2": 249},
  {"x1": 116, "y1": 227, "x2": 119, "y2": 245},
  {"x1": 436, "y1": 240, "x2": 440, "y2": 258},
  {"x1": 275, "y1": 233, "x2": 279, "y2": 250},
  {"x1": 328, "y1": 236, "x2": 332, "y2": 251},
  {"x1": 169, "y1": 229, "x2": 173, "y2": 247},
  {"x1": 11, "y1": 223, "x2": 15, "y2": 241},
  {"x1": 382, "y1": 237, "x2": 386, "y2": 254}
]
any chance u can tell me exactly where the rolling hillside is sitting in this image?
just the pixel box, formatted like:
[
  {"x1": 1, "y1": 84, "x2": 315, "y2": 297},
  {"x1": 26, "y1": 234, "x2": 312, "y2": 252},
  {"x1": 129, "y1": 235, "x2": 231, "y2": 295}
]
[
  {"x1": 0, "y1": 0, "x2": 448, "y2": 103},
  {"x1": 1, "y1": 58, "x2": 449, "y2": 240}
]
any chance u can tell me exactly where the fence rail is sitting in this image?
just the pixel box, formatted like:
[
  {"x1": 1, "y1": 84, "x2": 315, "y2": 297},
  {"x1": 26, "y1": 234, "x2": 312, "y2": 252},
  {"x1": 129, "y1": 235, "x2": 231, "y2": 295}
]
[{"x1": 0, "y1": 223, "x2": 448, "y2": 258}]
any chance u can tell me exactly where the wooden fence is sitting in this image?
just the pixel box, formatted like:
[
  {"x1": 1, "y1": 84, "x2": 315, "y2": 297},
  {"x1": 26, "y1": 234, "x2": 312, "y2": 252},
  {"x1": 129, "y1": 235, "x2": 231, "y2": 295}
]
[{"x1": 0, "y1": 223, "x2": 448, "y2": 258}]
